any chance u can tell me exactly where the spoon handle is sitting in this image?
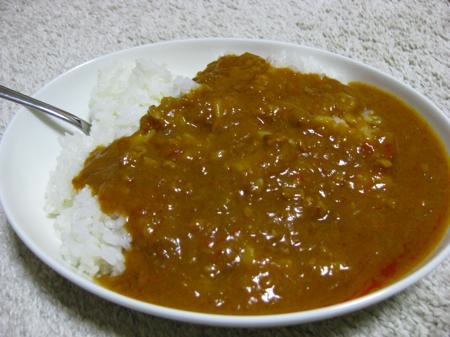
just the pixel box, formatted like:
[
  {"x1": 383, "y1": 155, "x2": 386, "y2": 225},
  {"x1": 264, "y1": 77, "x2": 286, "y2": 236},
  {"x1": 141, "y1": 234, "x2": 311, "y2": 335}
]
[{"x1": 0, "y1": 84, "x2": 91, "y2": 135}]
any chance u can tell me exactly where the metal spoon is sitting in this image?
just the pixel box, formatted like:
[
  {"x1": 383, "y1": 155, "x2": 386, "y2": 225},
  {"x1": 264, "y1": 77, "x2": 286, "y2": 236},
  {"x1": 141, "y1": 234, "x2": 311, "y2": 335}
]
[{"x1": 0, "y1": 84, "x2": 91, "y2": 135}]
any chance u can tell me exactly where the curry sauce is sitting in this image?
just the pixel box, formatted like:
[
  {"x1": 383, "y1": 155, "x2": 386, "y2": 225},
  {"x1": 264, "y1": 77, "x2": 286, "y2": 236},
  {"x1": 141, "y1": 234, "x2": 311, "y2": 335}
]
[{"x1": 73, "y1": 53, "x2": 450, "y2": 314}]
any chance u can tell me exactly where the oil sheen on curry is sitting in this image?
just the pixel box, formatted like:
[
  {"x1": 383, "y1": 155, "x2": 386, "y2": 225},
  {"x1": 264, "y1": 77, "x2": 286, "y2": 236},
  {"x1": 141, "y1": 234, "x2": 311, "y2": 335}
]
[{"x1": 73, "y1": 53, "x2": 450, "y2": 314}]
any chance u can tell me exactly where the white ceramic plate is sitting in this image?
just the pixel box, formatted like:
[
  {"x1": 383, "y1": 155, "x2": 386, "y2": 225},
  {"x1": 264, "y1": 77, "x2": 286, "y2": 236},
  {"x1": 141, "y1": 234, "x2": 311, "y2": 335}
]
[{"x1": 0, "y1": 38, "x2": 449, "y2": 327}]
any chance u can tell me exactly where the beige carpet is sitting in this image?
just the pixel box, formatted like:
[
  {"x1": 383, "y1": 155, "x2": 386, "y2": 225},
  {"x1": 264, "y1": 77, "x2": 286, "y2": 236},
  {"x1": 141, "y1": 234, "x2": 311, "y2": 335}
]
[{"x1": 0, "y1": 1, "x2": 449, "y2": 336}]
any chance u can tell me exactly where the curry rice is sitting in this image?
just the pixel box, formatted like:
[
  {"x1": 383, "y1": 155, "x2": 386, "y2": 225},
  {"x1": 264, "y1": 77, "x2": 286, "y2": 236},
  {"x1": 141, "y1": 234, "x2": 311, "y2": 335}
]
[{"x1": 73, "y1": 53, "x2": 450, "y2": 314}]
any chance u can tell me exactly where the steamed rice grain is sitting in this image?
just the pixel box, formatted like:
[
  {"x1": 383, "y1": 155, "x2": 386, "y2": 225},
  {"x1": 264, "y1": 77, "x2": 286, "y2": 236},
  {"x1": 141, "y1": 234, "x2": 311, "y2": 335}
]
[{"x1": 46, "y1": 58, "x2": 196, "y2": 276}]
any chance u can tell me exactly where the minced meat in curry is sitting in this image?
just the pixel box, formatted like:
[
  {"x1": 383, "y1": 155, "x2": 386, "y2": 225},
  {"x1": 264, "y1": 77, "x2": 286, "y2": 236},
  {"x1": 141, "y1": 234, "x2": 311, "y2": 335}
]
[{"x1": 73, "y1": 53, "x2": 450, "y2": 314}]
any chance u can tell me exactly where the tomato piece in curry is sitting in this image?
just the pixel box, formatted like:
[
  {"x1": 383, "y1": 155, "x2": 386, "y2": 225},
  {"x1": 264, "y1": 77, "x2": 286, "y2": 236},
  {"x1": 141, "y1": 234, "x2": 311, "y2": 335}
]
[{"x1": 73, "y1": 53, "x2": 450, "y2": 314}]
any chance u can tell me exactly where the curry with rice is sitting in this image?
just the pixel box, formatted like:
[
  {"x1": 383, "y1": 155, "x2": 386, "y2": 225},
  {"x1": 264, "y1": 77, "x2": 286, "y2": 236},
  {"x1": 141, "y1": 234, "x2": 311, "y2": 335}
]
[{"x1": 73, "y1": 53, "x2": 450, "y2": 314}]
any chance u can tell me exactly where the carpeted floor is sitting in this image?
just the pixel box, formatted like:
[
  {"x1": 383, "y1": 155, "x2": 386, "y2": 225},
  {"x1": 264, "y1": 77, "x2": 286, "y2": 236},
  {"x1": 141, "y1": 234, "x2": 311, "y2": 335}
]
[{"x1": 0, "y1": 1, "x2": 449, "y2": 336}]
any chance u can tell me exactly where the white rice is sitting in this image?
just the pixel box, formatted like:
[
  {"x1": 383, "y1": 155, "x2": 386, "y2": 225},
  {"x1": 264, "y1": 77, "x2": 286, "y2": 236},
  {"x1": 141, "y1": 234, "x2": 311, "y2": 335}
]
[
  {"x1": 46, "y1": 58, "x2": 196, "y2": 276},
  {"x1": 46, "y1": 53, "x2": 339, "y2": 278}
]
